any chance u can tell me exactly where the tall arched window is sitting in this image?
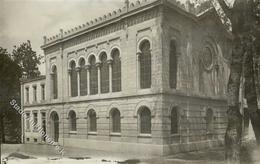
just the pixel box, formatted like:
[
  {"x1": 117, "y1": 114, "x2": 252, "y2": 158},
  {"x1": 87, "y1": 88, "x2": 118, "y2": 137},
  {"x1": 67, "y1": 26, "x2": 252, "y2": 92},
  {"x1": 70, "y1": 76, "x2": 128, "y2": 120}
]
[
  {"x1": 89, "y1": 56, "x2": 98, "y2": 95},
  {"x1": 68, "y1": 110, "x2": 77, "y2": 131},
  {"x1": 206, "y1": 108, "x2": 214, "y2": 133},
  {"x1": 79, "y1": 58, "x2": 88, "y2": 96},
  {"x1": 100, "y1": 52, "x2": 109, "y2": 93},
  {"x1": 169, "y1": 40, "x2": 177, "y2": 89},
  {"x1": 171, "y1": 107, "x2": 179, "y2": 134},
  {"x1": 139, "y1": 107, "x2": 151, "y2": 134},
  {"x1": 70, "y1": 61, "x2": 78, "y2": 97},
  {"x1": 139, "y1": 40, "x2": 151, "y2": 89},
  {"x1": 52, "y1": 65, "x2": 58, "y2": 99},
  {"x1": 111, "y1": 108, "x2": 121, "y2": 133},
  {"x1": 88, "y1": 109, "x2": 97, "y2": 132},
  {"x1": 112, "y1": 49, "x2": 121, "y2": 92}
]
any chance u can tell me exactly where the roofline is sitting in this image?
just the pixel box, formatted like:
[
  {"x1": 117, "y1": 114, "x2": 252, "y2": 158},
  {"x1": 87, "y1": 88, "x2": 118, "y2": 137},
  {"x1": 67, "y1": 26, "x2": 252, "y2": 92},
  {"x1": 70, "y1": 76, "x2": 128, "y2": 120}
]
[
  {"x1": 41, "y1": 0, "x2": 231, "y2": 50},
  {"x1": 20, "y1": 75, "x2": 46, "y2": 84},
  {"x1": 41, "y1": 0, "x2": 197, "y2": 50},
  {"x1": 197, "y1": 7, "x2": 233, "y2": 39}
]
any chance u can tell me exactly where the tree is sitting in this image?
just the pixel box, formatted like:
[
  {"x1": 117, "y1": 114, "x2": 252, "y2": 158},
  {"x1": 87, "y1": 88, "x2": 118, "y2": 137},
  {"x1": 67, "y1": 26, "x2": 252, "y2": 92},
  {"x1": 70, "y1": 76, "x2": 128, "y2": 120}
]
[
  {"x1": 0, "y1": 47, "x2": 22, "y2": 144},
  {"x1": 192, "y1": 0, "x2": 260, "y2": 163},
  {"x1": 11, "y1": 40, "x2": 42, "y2": 78}
]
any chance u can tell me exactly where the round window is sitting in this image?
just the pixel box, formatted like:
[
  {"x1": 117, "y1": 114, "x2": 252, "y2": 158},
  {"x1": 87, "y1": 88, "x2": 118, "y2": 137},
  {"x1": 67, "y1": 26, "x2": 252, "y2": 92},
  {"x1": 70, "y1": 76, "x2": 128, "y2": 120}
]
[{"x1": 202, "y1": 47, "x2": 213, "y2": 70}]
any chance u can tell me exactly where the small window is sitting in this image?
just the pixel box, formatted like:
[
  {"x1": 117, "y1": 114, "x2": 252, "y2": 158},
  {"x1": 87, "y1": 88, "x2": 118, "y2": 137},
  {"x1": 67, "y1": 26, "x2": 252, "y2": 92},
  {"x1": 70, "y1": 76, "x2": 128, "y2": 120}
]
[
  {"x1": 26, "y1": 138, "x2": 30, "y2": 142},
  {"x1": 100, "y1": 52, "x2": 109, "y2": 93},
  {"x1": 34, "y1": 138, "x2": 37, "y2": 142},
  {"x1": 79, "y1": 58, "x2": 88, "y2": 96},
  {"x1": 139, "y1": 40, "x2": 152, "y2": 89},
  {"x1": 70, "y1": 61, "x2": 78, "y2": 97},
  {"x1": 33, "y1": 112, "x2": 38, "y2": 131},
  {"x1": 89, "y1": 56, "x2": 98, "y2": 95},
  {"x1": 112, "y1": 49, "x2": 121, "y2": 92},
  {"x1": 206, "y1": 108, "x2": 214, "y2": 133},
  {"x1": 171, "y1": 107, "x2": 179, "y2": 134},
  {"x1": 88, "y1": 109, "x2": 97, "y2": 132},
  {"x1": 33, "y1": 86, "x2": 37, "y2": 102},
  {"x1": 52, "y1": 66, "x2": 58, "y2": 99},
  {"x1": 169, "y1": 40, "x2": 177, "y2": 89},
  {"x1": 111, "y1": 108, "x2": 121, "y2": 133},
  {"x1": 25, "y1": 113, "x2": 30, "y2": 131},
  {"x1": 25, "y1": 87, "x2": 29, "y2": 103},
  {"x1": 41, "y1": 112, "x2": 46, "y2": 142},
  {"x1": 68, "y1": 111, "x2": 77, "y2": 131},
  {"x1": 139, "y1": 107, "x2": 151, "y2": 134},
  {"x1": 41, "y1": 84, "x2": 45, "y2": 101}
]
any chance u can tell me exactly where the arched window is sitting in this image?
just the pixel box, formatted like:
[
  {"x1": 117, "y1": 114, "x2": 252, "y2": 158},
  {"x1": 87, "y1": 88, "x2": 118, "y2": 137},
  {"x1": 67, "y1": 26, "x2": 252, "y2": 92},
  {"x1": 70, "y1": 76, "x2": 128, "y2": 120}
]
[
  {"x1": 100, "y1": 52, "x2": 109, "y2": 93},
  {"x1": 70, "y1": 61, "x2": 78, "y2": 97},
  {"x1": 88, "y1": 109, "x2": 97, "y2": 132},
  {"x1": 171, "y1": 107, "x2": 179, "y2": 134},
  {"x1": 206, "y1": 108, "x2": 214, "y2": 133},
  {"x1": 89, "y1": 56, "x2": 98, "y2": 95},
  {"x1": 52, "y1": 66, "x2": 58, "y2": 99},
  {"x1": 169, "y1": 40, "x2": 177, "y2": 89},
  {"x1": 139, "y1": 40, "x2": 151, "y2": 89},
  {"x1": 139, "y1": 107, "x2": 151, "y2": 134},
  {"x1": 110, "y1": 108, "x2": 121, "y2": 133},
  {"x1": 112, "y1": 49, "x2": 121, "y2": 92},
  {"x1": 79, "y1": 58, "x2": 88, "y2": 96},
  {"x1": 68, "y1": 111, "x2": 77, "y2": 131}
]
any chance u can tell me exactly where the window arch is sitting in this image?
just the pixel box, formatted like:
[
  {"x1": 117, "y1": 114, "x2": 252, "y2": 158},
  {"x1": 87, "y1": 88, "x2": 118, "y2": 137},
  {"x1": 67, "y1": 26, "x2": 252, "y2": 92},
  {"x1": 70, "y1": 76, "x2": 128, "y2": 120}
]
[
  {"x1": 171, "y1": 107, "x2": 179, "y2": 134},
  {"x1": 70, "y1": 61, "x2": 78, "y2": 97},
  {"x1": 89, "y1": 56, "x2": 98, "y2": 95},
  {"x1": 169, "y1": 40, "x2": 177, "y2": 89},
  {"x1": 110, "y1": 108, "x2": 121, "y2": 133},
  {"x1": 138, "y1": 106, "x2": 151, "y2": 134},
  {"x1": 88, "y1": 109, "x2": 97, "y2": 132},
  {"x1": 100, "y1": 52, "x2": 109, "y2": 93},
  {"x1": 68, "y1": 110, "x2": 77, "y2": 131},
  {"x1": 51, "y1": 65, "x2": 58, "y2": 99},
  {"x1": 139, "y1": 40, "x2": 151, "y2": 89},
  {"x1": 79, "y1": 58, "x2": 88, "y2": 96},
  {"x1": 111, "y1": 49, "x2": 121, "y2": 92},
  {"x1": 206, "y1": 108, "x2": 214, "y2": 133}
]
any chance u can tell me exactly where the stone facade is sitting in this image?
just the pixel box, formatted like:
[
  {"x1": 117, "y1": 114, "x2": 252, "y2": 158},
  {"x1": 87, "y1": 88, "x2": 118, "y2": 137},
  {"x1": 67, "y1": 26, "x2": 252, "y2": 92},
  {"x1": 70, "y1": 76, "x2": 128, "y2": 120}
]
[{"x1": 21, "y1": 0, "x2": 232, "y2": 156}]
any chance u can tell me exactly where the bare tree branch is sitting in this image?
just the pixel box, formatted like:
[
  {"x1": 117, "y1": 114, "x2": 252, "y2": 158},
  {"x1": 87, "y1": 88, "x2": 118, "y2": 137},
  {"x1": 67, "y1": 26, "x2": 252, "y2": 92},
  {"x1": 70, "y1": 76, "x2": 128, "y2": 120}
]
[{"x1": 217, "y1": 0, "x2": 232, "y2": 19}]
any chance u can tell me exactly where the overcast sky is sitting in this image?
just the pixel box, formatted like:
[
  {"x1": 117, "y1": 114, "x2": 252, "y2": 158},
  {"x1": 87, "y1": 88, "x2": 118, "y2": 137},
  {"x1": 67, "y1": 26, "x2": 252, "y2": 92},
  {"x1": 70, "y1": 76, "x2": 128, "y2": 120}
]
[{"x1": 0, "y1": 0, "x2": 233, "y2": 74}]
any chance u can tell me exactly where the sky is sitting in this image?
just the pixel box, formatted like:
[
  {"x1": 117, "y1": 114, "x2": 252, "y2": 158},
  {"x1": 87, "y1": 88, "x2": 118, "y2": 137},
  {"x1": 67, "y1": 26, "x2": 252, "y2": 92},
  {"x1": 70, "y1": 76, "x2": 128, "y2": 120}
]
[{"x1": 0, "y1": 0, "x2": 233, "y2": 74}]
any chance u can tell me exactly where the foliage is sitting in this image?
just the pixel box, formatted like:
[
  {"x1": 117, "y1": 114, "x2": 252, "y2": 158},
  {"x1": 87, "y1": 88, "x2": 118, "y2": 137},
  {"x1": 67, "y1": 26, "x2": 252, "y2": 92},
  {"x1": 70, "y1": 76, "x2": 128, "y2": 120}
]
[
  {"x1": 11, "y1": 40, "x2": 42, "y2": 78},
  {"x1": 0, "y1": 47, "x2": 22, "y2": 143},
  {"x1": 0, "y1": 47, "x2": 21, "y2": 97}
]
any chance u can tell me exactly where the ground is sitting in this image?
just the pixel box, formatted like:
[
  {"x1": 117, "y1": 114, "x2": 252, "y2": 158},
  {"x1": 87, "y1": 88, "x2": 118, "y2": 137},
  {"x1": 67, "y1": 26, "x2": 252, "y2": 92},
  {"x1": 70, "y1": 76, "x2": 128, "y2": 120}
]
[{"x1": 1, "y1": 143, "x2": 259, "y2": 164}]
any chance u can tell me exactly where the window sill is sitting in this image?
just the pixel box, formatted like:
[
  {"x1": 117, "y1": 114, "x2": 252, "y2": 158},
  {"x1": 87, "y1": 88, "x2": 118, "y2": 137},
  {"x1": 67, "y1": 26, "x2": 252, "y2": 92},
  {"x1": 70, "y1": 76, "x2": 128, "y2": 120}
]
[
  {"x1": 206, "y1": 132, "x2": 214, "y2": 135},
  {"x1": 138, "y1": 134, "x2": 152, "y2": 138},
  {"x1": 69, "y1": 131, "x2": 77, "y2": 134},
  {"x1": 110, "y1": 133, "x2": 121, "y2": 136},
  {"x1": 88, "y1": 132, "x2": 97, "y2": 135},
  {"x1": 33, "y1": 130, "x2": 38, "y2": 133},
  {"x1": 171, "y1": 134, "x2": 180, "y2": 137}
]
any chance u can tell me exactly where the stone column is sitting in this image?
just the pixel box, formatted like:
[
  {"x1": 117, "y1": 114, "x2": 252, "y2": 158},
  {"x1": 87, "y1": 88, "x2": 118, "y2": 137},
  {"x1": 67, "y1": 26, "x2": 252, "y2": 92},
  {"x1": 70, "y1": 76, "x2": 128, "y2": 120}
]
[
  {"x1": 86, "y1": 65, "x2": 91, "y2": 95},
  {"x1": 107, "y1": 59, "x2": 113, "y2": 93},
  {"x1": 96, "y1": 62, "x2": 101, "y2": 94},
  {"x1": 76, "y1": 67, "x2": 81, "y2": 97}
]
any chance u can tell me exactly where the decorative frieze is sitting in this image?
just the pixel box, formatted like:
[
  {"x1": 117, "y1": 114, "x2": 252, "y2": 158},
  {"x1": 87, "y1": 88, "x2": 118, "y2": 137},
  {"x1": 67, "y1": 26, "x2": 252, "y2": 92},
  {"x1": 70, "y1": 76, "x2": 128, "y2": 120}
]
[{"x1": 44, "y1": 7, "x2": 159, "y2": 54}]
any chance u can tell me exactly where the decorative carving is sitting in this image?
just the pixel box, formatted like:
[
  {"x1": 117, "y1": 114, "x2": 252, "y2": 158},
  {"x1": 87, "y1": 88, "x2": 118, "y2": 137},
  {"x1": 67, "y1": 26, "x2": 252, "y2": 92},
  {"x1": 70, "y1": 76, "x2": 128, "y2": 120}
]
[
  {"x1": 44, "y1": 7, "x2": 159, "y2": 52},
  {"x1": 201, "y1": 47, "x2": 214, "y2": 71}
]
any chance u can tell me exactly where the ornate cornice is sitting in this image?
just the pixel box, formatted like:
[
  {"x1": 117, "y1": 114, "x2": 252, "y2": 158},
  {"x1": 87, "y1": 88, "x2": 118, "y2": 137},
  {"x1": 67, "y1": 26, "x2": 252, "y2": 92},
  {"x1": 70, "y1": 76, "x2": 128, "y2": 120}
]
[{"x1": 41, "y1": 0, "x2": 199, "y2": 55}]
